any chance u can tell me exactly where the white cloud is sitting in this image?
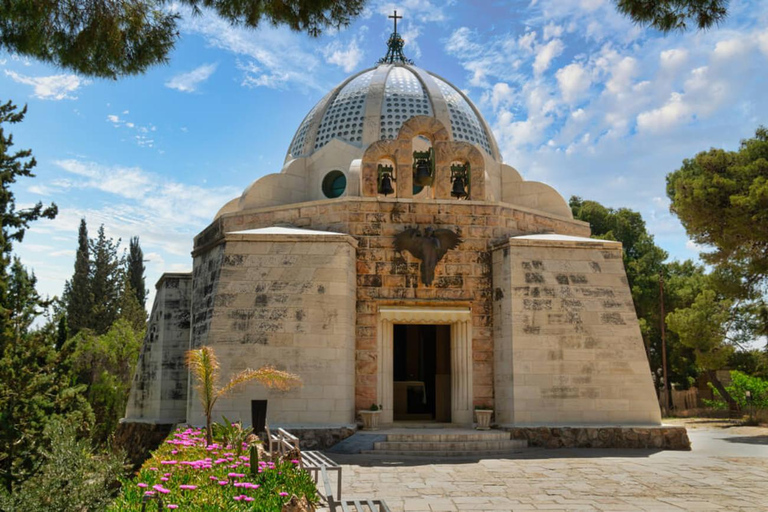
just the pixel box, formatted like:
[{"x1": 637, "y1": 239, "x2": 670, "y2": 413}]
[
  {"x1": 533, "y1": 39, "x2": 564, "y2": 75},
  {"x1": 4, "y1": 70, "x2": 87, "y2": 100},
  {"x1": 176, "y1": 6, "x2": 321, "y2": 90},
  {"x1": 659, "y1": 48, "x2": 688, "y2": 71},
  {"x1": 543, "y1": 23, "x2": 563, "y2": 41},
  {"x1": 555, "y1": 62, "x2": 591, "y2": 103},
  {"x1": 165, "y1": 63, "x2": 218, "y2": 93},
  {"x1": 46, "y1": 159, "x2": 239, "y2": 256},
  {"x1": 322, "y1": 40, "x2": 364, "y2": 73}
]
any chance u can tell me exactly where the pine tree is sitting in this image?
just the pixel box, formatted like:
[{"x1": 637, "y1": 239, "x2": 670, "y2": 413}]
[
  {"x1": 89, "y1": 225, "x2": 123, "y2": 335},
  {"x1": 0, "y1": 101, "x2": 57, "y2": 352},
  {"x1": 63, "y1": 218, "x2": 92, "y2": 336},
  {"x1": 118, "y1": 278, "x2": 147, "y2": 332},
  {"x1": 0, "y1": 101, "x2": 90, "y2": 493},
  {"x1": 127, "y1": 236, "x2": 146, "y2": 308}
]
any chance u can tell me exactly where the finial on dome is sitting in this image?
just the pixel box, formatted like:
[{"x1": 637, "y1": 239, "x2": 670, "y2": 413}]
[{"x1": 378, "y1": 10, "x2": 413, "y2": 65}]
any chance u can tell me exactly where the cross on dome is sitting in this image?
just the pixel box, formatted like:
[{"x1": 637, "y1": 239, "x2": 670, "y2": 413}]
[
  {"x1": 389, "y1": 10, "x2": 402, "y2": 35},
  {"x1": 378, "y1": 10, "x2": 413, "y2": 65}
]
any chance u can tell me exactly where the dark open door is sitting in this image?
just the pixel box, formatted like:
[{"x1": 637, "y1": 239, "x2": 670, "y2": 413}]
[{"x1": 251, "y1": 400, "x2": 268, "y2": 435}]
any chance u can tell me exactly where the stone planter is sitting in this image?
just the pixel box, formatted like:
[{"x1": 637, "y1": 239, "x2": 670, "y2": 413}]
[
  {"x1": 359, "y1": 410, "x2": 381, "y2": 430},
  {"x1": 475, "y1": 409, "x2": 493, "y2": 430}
]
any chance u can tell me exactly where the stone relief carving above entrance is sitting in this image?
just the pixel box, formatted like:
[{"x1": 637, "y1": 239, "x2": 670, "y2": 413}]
[{"x1": 394, "y1": 227, "x2": 462, "y2": 286}]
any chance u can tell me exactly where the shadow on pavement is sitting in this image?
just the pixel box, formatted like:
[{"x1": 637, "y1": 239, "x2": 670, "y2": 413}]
[
  {"x1": 721, "y1": 435, "x2": 768, "y2": 445},
  {"x1": 327, "y1": 447, "x2": 666, "y2": 467}
]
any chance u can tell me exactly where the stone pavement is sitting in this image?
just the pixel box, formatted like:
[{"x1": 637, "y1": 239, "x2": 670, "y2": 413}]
[{"x1": 321, "y1": 420, "x2": 768, "y2": 511}]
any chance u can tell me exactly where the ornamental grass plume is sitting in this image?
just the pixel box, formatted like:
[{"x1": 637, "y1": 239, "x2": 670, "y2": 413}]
[{"x1": 186, "y1": 346, "x2": 302, "y2": 444}]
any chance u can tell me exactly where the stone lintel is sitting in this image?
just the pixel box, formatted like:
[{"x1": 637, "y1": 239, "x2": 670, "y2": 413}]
[
  {"x1": 379, "y1": 305, "x2": 470, "y2": 323},
  {"x1": 494, "y1": 234, "x2": 622, "y2": 252}
]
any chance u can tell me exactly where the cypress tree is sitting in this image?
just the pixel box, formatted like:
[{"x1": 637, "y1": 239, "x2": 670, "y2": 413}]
[
  {"x1": 89, "y1": 225, "x2": 123, "y2": 334},
  {"x1": 127, "y1": 236, "x2": 146, "y2": 308},
  {"x1": 64, "y1": 218, "x2": 91, "y2": 336}
]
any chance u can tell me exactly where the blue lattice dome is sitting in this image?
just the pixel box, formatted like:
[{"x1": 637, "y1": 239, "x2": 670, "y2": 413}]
[{"x1": 286, "y1": 63, "x2": 501, "y2": 163}]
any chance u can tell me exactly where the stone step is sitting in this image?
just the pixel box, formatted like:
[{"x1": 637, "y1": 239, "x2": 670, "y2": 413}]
[
  {"x1": 361, "y1": 448, "x2": 528, "y2": 457},
  {"x1": 385, "y1": 432, "x2": 511, "y2": 443},
  {"x1": 374, "y1": 439, "x2": 527, "y2": 451}
]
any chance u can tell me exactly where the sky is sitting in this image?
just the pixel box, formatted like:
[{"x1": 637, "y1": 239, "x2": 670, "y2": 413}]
[{"x1": 3, "y1": 0, "x2": 768, "y2": 310}]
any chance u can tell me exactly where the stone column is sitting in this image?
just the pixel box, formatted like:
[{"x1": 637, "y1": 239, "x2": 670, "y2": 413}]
[
  {"x1": 378, "y1": 319, "x2": 394, "y2": 424},
  {"x1": 451, "y1": 319, "x2": 474, "y2": 425}
]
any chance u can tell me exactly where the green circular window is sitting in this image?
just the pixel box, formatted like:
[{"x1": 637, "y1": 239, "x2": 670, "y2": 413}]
[
  {"x1": 413, "y1": 185, "x2": 424, "y2": 195},
  {"x1": 322, "y1": 171, "x2": 346, "y2": 198}
]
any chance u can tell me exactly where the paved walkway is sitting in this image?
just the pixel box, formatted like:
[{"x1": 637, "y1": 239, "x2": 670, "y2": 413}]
[{"x1": 324, "y1": 419, "x2": 768, "y2": 511}]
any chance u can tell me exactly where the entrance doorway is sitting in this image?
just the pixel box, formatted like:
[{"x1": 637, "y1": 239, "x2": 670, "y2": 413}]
[{"x1": 392, "y1": 324, "x2": 451, "y2": 422}]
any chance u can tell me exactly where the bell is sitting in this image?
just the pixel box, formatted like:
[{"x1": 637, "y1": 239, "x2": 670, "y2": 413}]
[
  {"x1": 413, "y1": 159, "x2": 431, "y2": 187},
  {"x1": 379, "y1": 173, "x2": 395, "y2": 196},
  {"x1": 451, "y1": 175, "x2": 468, "y2": 199}
]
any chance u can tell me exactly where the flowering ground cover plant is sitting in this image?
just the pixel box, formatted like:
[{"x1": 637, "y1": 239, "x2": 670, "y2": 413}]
[{"x1": 109, "y1": 427, "x2": 318, "y2": 511}]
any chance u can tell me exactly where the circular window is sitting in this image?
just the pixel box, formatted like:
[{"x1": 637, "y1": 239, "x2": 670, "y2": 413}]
[{"x1": 322, "y1": 171, "x2": 346, "y2": 198}]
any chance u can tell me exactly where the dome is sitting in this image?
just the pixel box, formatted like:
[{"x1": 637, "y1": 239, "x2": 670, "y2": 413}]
[{"x1": 286, "y1": 64, "x2": 502, "y2": 163}]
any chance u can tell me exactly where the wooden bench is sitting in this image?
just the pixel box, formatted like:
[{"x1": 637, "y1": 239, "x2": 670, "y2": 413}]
[
  {"x1": 269, "y1": 427, "x2": 343, "y2": 500},
  {"x1": 322, "y1": 466, "x2": 390, "y2": 512}
]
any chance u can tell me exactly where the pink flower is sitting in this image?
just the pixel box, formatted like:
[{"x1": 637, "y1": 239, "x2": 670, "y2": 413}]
[
  {"x1": 218, "y1": 481, "x2": 228, "y2": 486},
  {"x1": 280, "y1": 492, "x2": 289, "y2": 496},
  {"x1": 167, "y1": 505, "x2": 178, "y2": 509},
  {"x1": 153, "y1": 484, "x2": 171, "y2": 495},
  {"x1": 244, "y1": 496, "x2": 254, "y2": 502},
  {"x1": 179, "y1": 485, "x2": 197, "y2": 490},
  {"x1": 161, "y1": 460, "x2": 178, "y2": 465},
  {"x1": 160, "y1": 477, "x2": 169, "y2": 482},
  {"x1": 144, "y1": 491, "x2": 155, "y2": 496},
  {"x1": 137, "y1": 483, "x2": 148, "y2": 488}
]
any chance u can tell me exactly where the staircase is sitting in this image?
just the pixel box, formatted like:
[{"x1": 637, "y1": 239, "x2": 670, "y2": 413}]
[{"x1": 361, "y1": 429, "x2": 527, "y2": 457}]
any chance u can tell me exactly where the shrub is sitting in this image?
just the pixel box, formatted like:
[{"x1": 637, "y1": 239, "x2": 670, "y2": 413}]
[
  {"x1": 0, "y1": 418, "x2": 125, "y2": 511},
  {"x1": 108, "y1": 426, "x2": 318, "y2": 511}
]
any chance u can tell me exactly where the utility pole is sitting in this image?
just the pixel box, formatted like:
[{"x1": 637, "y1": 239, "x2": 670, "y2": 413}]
[{"x1": 659, "y1": 270, "x2": 670, "y2": 416}]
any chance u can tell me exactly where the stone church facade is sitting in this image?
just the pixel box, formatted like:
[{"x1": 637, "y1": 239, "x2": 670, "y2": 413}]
[{"x1": 124, "y1": 32, "x2": 661, "y2": 432}]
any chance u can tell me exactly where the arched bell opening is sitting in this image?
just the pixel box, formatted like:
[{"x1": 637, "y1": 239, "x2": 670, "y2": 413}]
[
  {"x1": 377, "y1": 157, "x2": 397, "y2": 198},
  {"x1": 449, "y1": 159, "x2": 471, "y2": 200},
  {"x1": 412, "y1": 135, "x2": 434, "y2": 198}
]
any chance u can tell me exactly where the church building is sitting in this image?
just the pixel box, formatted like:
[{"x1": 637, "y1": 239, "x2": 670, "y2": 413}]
[{"x1": 124, "y1": 18, "x2": 661, "y2": 434}]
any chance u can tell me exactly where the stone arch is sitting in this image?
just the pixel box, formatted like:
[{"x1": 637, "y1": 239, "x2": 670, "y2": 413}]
[
  {"x1": 433, "y1": 141, "x2": 486, "y2": 200},
  {"x1": 396, "y1": 115, "x2": 450, "y2": 143}
]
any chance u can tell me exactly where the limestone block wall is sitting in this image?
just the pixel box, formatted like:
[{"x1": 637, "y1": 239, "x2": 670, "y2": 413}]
[
  {"x1": 492, "y1": 235, "x2": 661, "y2": 426},
  {"x1": 125, "y1": 273, "x2": 191, "y2": 423},
  {"x1": 195, "y1": 198, "x2": 591, "y2": 413},
  {"x1": 187, "y1": 231, "x2": 358, "y2": 426}
]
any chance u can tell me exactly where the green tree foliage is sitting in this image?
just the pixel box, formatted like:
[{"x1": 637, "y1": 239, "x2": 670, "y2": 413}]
[
  {"x1": 118, "y1": 278, "x2": 147, "y2": 332},
  {"x1": 706, "y1": 371, "x2": 768, "y2": 421},
  {"x1": 0, "y1": 0, "x2": 365, "y2": 79},
  {"x1": 667, "y1": 127, "x2": 768, "y2": 342},
  {"x1": 0, "y1": 418, "x2": 124, "y2": 511},
  {"x1": 0, "y1": 100, "x2": 82, "y2": 493},
  {"x1": 0, "y1": 265, "x2": 94, "y2": 492},
  {"x1": 67, "y1": 319, "x2": 143, "y2": 444},
  {"x1": 0, "y1": 101, "x2": 56, "y2": 345},
  {"x1": 89, "y1": 225, "x2": 124, "y2": 334},
  {"x1": 62, "y1": 219, "x2": 92, "y2": 336},
  {"x1": 614, "y1": 0, "x2": 728, "y2": 32},
  {"x1": 728, "y1": 349, "x2": 768, "y2": 381},
  {"x1": 127, "y1": 235, "x2": 146, "y2": 308}
]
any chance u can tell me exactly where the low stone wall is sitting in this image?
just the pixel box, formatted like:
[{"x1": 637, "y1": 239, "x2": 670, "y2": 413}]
[
  {"x1": 114, "y1": 421, "x2": 177, "y2": 469},
  {"x1": 277, "y1": 426, "x2": 357, "y2": 450},
  {"x1": 504, "y1": 425, "x2": 691, "y2": 450}
]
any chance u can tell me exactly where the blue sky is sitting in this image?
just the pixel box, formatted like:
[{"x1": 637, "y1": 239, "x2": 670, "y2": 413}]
[{"x1": 3, "y1": 0, "x2": 768, "y2": 308}]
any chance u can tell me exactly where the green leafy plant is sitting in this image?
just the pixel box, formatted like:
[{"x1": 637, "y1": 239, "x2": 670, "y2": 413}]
[
  {"x1": 369, "y1": 403, "x2": 382, "y2": 411},
  {"x1": 211, "y1": 416, "x2": 255, "y2": 456},
  {"x1": 474, "y1": 404, "x2": 493, "y2": 411},
  {"x1": 706, "y1": 370, "x2": 768, "y2": 422}
]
